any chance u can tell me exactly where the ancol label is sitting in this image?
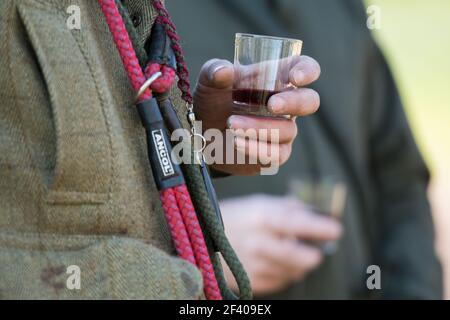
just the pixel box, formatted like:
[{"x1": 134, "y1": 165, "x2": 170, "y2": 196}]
[{"x1": 152, "y1": 129, "x2": 175, "y2": 177}]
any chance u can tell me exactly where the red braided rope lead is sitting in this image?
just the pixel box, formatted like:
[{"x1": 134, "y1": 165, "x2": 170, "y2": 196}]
[
  {"x1": 98, "y1": 0, "x2": 221, "y2": 300},
  {"x1": 144, "y1": 63, "x2": 176, "y2": 94},
  {"x1": 160, "y1": 188, "x2": 197, "y2": 265},
  {"x1": 99, "y1": 0, "x2": 150, "y2": 101},
  {"x1": 149, "y1": 3, "x2": 194, "y2": 104},
  {"x1": 174, "y1": 185, "x2": 223, "y2": 300}
]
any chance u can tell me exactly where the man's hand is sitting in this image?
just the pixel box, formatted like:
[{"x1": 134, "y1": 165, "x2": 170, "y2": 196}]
[
  {"x1": 220, "y1": 195, "x2": 343, "y2": 296},
  {"x1": 193, "y1": 56, "x2": 321, "y2": 175}
]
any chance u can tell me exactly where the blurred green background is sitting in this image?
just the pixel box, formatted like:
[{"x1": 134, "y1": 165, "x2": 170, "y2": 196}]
[{"x1": 365, "y1": 0, "x2": 450, "y2": 299}]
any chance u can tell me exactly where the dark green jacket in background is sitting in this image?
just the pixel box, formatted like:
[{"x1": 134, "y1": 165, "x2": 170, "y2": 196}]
[{"x1": 168, "y1": 0, "x2": 443, "y2": 299}]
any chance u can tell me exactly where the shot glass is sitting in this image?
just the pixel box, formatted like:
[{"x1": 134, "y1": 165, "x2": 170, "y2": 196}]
[{"x1": 232, "y1": 33, "x2": 303, "y2": 118}]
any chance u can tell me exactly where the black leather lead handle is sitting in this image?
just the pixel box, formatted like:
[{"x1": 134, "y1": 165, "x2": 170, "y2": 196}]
[
  {"x1": 200, "y1": 160, "x2": 225, "y2": 228},
  {"x1": 137, "y1": 98, "x2": 184, "y2": 190},
  {"x1": 157, "y1": 92, "x2": 184, "y2": 133},
  {"x1": 144, "y1": 21, "x2": 177, "y2": 69}
]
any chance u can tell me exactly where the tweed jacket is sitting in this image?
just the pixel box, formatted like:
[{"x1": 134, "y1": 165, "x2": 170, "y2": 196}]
[{"x1": 0, "y1": 0, "x2": 203, "y2": 299}]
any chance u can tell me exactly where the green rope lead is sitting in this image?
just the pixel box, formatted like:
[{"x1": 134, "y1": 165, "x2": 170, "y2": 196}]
[{"x1": 183, "y1": 163, "x2": 253, "y2": 300}]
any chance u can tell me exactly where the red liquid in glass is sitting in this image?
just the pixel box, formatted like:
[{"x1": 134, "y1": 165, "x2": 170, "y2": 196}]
[{"x1": 232, "y1": 89, "x2": 280, "y2": 108}]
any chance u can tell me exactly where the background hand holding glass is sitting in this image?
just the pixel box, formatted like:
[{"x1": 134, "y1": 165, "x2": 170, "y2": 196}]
[{"x1": 290, "y1": 178, "x2": 347, "y2": 255}]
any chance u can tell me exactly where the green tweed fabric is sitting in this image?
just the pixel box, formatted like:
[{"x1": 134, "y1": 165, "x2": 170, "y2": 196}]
[
  {"x1": 116, "y1": 0, "x2": 148, "y2": 67},
  {"x1": 0, "y1": 0, "x2": 204, "y2": 299}
]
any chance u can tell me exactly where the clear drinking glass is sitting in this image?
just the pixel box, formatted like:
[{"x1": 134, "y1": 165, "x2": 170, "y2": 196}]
[
  {"x1": 289, "y1": 178, "x2": 347, "y2": 220},
  {"x1": 233, "y1": 33, "x2": 303, "y2": 118}
]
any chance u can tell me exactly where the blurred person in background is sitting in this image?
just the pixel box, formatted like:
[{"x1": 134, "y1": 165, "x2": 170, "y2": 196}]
[{"x1": 169, "y1": 0, "x2": 443, "y2": 299}]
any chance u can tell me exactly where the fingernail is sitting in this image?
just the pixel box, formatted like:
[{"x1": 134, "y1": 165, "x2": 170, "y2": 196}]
[
  {"x1": 268, "y1": 96, "x2": 285, "y2": 113},
  {"x1": 294, "y1": 70, "x2": 305, "y2": 85},
  {"x1": 226, "y1": 117, "x2": 233, "y2": 129},
  {"x1": 227, "y1": 115, "x2": 245, "y2": 129},
  {"x1": 209, "y1": 65, "x2": 226, "y2": 82}
]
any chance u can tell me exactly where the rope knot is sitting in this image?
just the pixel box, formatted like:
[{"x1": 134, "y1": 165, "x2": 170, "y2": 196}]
[{"x1": 145, "y1": 63, "x2": 176, "y2": 93}]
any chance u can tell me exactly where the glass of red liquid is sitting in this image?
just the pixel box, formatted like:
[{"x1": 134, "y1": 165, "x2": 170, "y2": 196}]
[{"x1": 232, "y1": 33, "x2": 303, "y2": 118}]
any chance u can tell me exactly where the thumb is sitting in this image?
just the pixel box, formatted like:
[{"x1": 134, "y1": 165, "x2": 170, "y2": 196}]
[{"x1": 198, "y1": 59, "x2": 234, "y2": 89}]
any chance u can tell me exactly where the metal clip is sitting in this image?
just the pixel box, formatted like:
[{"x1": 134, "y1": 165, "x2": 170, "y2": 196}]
[
  {"x1": 186, "y1": 104, "x2": 207, "y2": 164},
  {"x1": 186, "y1": 104, "x2": 224, "y2": 230}
]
